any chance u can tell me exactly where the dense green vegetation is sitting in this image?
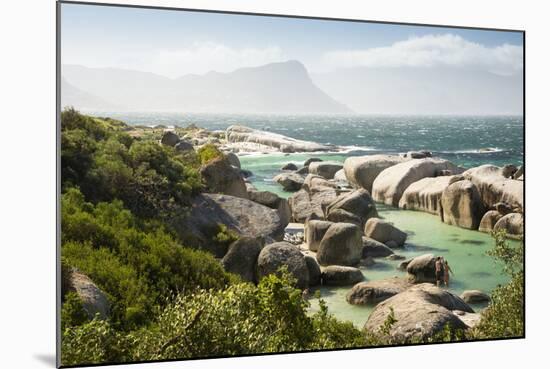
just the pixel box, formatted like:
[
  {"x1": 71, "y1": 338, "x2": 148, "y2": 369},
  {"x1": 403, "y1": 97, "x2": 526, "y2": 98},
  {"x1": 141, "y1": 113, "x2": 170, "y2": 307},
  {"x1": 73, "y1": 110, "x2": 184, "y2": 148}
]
[
  {"x1": 60, "y1": 109, "x2": 524, "y2": 366},
  {"x1": 470, "y1": 230, "x2": 524, "y2": 339}
]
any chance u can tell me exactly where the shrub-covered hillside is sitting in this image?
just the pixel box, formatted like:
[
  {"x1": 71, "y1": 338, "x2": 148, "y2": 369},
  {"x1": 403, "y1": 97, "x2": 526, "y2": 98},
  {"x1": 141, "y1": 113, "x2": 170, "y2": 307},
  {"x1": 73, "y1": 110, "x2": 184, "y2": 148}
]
[{"x1": 59, "y1": 109, "x2": 524, "y2": 366}]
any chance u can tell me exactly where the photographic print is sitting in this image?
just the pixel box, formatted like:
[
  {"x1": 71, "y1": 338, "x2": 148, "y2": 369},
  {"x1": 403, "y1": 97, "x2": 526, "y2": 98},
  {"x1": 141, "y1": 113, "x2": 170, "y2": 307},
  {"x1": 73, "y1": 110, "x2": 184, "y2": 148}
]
[{"x1": 58, "y1": 1, "x2": 524, "y2": 367}]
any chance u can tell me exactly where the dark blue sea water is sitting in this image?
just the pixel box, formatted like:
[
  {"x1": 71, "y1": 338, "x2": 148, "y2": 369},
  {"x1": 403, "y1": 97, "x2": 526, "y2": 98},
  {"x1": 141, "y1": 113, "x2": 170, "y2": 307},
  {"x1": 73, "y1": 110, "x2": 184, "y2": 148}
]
[{"x1": 96, "y1": 113, "x2": 524, "y2": 168}]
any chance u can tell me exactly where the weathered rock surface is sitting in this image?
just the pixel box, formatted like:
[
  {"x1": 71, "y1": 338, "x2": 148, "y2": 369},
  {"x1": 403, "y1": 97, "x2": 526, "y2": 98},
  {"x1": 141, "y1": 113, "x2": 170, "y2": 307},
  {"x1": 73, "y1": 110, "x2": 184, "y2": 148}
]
[
  {"x1": 180, "y1": 194, "x2": 287, "y2": 257},
  {"x1": 200, "y1": 157, "x2": 249, "y2": 199},
  {"x1": 326, "y1": 189, "x2": 378, "y2": 227},
  {"x1": 406, "y1": 254, "x2": 437, "y2": 283},
  {"x1": 364, "y1": 218, "x2": 407, "y2": 247},
  {"x1": 309, "y1": 161, "x2": 344, "y2": 179},
  {"x1": 398, "y1": 176, "x2": 454, "y2": 215},
  {"x1": 226, "y1": 125, "x2": 334, "y2": 153},
  {"x1": 174, "y1": 140, "x2": 194, "y2": 152},
  {"x1": 225, "y1": 152, "x2": 241, "y2": 168},
  {"x1": 326, "y1": 209, "x2": 362, "y2": 226},
  {"x1": 70, "y1": 271, "x2": 110, "y2": 320},
  {"x1": 288, "y1": 182, "x2": 338, "y2": 223},
  {"x1": 362, "y1": 237, "x2": 395, "y2": 258},
  {"x1": 333, "y1": 168, "x2": 347, "y2": 181},
  {"x1": 494, "y1": 213, "x2": 524, "y2": 239},
  {"x1": 321, "y1": 266, "x2": 364, "y2": 286},
  {"x1": 463, "y1": 165, "x2": 523, "y2": 212},
  {"x1": 160, "y1": 131, "x2": 180, "y2": 146},
  {"x1": 281, "y1": 163, "x2": 298, "y2": 171},
  {"x1": 222, "y1": 237, "x2": 264, "y2": 283},
  {"x1": 372, "y1": 158, "x2": 463, "y2": 207},
  {"x1": 304, "y1": 254, "x2": 322, "y2": 286},
  {"x1": 460, "y1": 290, "x2": 490, "y2": 304},
  {"x1": 440, "y1": 180, "x2": 484, "y2": 230},
  {"x1": 273, "y1": 172, "x2": 305, "y2": 191},
  {"x1": 257, "y1": 242, "x2": 309, "y2": 289},
  {"x1": 248, "y1": 190, "x2": 291, "y2": 226},
  {"x1": 365, "y1": 284, "x2": 473, "y2": 341},
  {"x1": 343, "y1": 155, "x2": 407, "y2": 192},
  {"x1": 346, "y1": 277, "x2": 411, "y2": 305},
  {"x1": 304, "y1": 158, "x2": 323, "y2": 167},
  {"x1": 478, "y1": 210, "x2": 503, "y2": 233},
  {"x1": 317, "y1": 223, "x2": 363, "y2": 266},
  {"x1": 405, "y1": 151, "x2": 432, "y2": 159},
  {"x1": 304, "y1": 220, "x2": 333, "y2": 252}
]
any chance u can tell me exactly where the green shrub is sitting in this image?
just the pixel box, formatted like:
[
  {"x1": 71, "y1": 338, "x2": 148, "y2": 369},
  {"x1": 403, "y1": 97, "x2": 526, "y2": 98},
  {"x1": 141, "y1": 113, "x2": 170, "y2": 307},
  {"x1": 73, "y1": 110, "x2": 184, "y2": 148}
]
[
  {"x1": 470, "y1": 230, "x2": 524, "y2": 339},
  {"x1": 61, "y1": 292, "x2": 90, "y2": 331},
  {"x1": 61, "y1": 318, "x2": 131, "y2": 366},
  {"x1": 197, "y1": 143, "x2": 224, "y2": 165}
]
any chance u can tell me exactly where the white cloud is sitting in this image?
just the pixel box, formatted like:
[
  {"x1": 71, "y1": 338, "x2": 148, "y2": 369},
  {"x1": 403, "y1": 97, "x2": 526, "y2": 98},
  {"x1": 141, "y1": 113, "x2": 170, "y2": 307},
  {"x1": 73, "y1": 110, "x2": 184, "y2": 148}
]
[
  {"x1": 320, "y1": 34, "x2": 523, "y2": 75},
  {"x1": 147, "y1": 42, "x2": 286, "y2": 77}
]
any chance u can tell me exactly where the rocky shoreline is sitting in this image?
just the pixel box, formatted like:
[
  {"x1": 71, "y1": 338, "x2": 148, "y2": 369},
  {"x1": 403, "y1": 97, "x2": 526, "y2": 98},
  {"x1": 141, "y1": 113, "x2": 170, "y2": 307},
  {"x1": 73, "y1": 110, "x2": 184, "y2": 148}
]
[{"x1": 154, "y1": 123, "x2": 523, "y2": 339}]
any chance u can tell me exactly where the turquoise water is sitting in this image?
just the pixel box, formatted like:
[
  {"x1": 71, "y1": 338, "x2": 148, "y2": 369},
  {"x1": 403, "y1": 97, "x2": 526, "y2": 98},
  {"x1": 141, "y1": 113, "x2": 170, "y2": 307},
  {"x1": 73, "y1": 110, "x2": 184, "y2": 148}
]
[
  {"x1": 104, "y1": 112, "x2": 522, "y2": 327},
  {"x1": 308, "y1": 204, "x2": 513, "y2": 327}
]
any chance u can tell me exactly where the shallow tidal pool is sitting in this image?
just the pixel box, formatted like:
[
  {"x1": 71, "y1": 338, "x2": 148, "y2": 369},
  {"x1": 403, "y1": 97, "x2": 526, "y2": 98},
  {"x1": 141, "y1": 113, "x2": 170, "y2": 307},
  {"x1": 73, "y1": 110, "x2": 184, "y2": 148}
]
[{"x1": 240, "y1": 153, "x2": 515, "y2": 328}]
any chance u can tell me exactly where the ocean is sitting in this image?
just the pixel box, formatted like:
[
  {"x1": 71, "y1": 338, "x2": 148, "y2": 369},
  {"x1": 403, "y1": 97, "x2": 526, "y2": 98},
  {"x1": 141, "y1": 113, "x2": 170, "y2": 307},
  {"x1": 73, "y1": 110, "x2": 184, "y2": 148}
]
[{"x1": 99, "y1": 112, "x2": 524, "y2": 327}]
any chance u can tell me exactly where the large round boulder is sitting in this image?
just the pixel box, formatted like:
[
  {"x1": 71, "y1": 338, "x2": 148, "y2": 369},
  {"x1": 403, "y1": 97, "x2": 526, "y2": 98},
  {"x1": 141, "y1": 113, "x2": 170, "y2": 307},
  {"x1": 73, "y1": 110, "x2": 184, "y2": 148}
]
[
  {"x1": 460, "y1": 290, "x2": 490, "y2": 304},
  {"x1": 346, "y1": 277, "x2": 411, "y2": 305},
  {"x1": 179, "y1": 194, "x2": 287, "y2": 257},
  {"x1": 478, "y1": 210, "x2": 503, "y2": 233},
  {"x1": 463, "y1": 165, "x2": 523, "y2": 212},
  {"x1": 225, "y1": 152, "x2": 241, "y2": 168},
  {"x1": 222, "y1": 237, "x2": 265, "y2": 283},
  {"x1": 321, "y1": 266, "x2": 364, "y2": 286},
  {"x1": 304, "y1": 220, "x2": 333, "y2": 252},
  {"x1": 70, "y1": 271, "x2": 110, "y2": 320},
  {"x1": 248, "y1": 191, "x2": 291, "y2": 226},
  {"x1": 160, "y1": 131, "x2": 180, "y2": 146},
  {"x1": 326, "y1": 189, "x2": 378, "y2": 227},
  {"x1": 257, "y1": 242, "x2": 309, "y2": 289},
  {"x1": 362, "y1": 237, "x2": 394, "y2": 258},
  {"x1": 372, "y1": 158, "x2": 463, "y2": 207},
  {"x1": 363, "y1": 218, "x2": 407, "y2": 247},
  {"x1": 406, "y1": 254, "x2": 437, "y2": 283},
  {"x1": 343, "y1": 155, "x2": 407, "y2": 192},
  {"x1": 281, "y1": 163, "x2": 298, "y2": 171},
  {"x1": 309, "y1": 161, "x2": 344, "y2": 180},
  {"x1": 273, "y1": 172, "x2": 305, "y2": 191},
  {"x1": 365, "y1": 284, "x2": 472, "y2": 341},
  {"x1": 441, "y1": 180, "x2": 484, "y2": 230},
  {"x1": 398, "y1": 176, "x2": 454, "y2": 215},
  {"x1": 174, "y1": 140, "x2": 194, "y2": 152},
  {"x1": 316, "y1": 223, "x2": 363, "y2": 266},
  {"x1": 200, "y1": 157, "x2": 248, "y2": 199},
  {"x1": 493, "y1": 213, "x2": 524, "y2": 239},
  {"x1": 304, "y1": 254, "x2": 322, "y2": 286}
]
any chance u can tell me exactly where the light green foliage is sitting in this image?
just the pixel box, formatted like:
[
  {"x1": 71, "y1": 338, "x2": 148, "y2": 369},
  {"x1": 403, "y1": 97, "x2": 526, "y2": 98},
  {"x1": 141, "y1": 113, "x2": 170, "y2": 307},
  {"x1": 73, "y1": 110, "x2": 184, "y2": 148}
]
[
  {"x1": 61, "y1": 108, "x2": 202, "y2": 220},
  {"x1": 62, "y1": 271, "x2": 365, "y2": 366},
  {"x1": 61, "y1": 292, "x2": 90, "y2": 332},
  {"x1": 470, "y1": 230, "x2": 524, "y2": 339},
  {"x1": 197, "y1": 143, "x2": 224, "y2": 165},
  {"x1": 61, "y1": 188, "x2": 237, "y2": 328}
]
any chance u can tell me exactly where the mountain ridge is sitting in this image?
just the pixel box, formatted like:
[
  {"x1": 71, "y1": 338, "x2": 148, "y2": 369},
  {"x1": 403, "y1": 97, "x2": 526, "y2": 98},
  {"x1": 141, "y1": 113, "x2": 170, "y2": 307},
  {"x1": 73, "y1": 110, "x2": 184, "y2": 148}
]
[{"x1": 62, "y1": 61, "x2": 352, "y2": 114}]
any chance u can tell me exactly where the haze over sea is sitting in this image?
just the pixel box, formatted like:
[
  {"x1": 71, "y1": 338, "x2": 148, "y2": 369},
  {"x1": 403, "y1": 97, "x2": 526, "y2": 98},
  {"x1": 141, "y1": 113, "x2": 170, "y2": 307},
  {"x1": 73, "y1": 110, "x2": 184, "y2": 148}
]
[{"x1": 94, "y1": 112, "x2": 524, "y2": 326}]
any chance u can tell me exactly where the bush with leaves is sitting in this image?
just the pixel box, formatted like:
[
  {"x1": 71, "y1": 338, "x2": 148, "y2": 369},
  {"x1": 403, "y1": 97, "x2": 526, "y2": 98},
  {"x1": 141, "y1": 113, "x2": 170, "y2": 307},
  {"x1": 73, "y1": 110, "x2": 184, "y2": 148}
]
[
  {"x1": 61, "y1": 271, "x2": 366, "y2": 366},
  {"x1": 470, "y1": 230, "x2": 524, "y2": 339},
  {"x1": 61, "y1": 188, "x2": 238, "y2": 328}
]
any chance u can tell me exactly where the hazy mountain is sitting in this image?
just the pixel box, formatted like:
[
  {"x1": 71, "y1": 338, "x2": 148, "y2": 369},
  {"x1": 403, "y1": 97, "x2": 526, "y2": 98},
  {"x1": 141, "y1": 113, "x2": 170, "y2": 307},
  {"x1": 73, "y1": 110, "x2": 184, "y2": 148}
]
[
  {"x1": 311, "y1": 67, "x2": 523, "y2": 115},
  {"x1": 61, "y1": 61, "x2": 351, "y2": 114},
  {"x1": 61, "y1": 78, "x2": 120, "y2": 111}
]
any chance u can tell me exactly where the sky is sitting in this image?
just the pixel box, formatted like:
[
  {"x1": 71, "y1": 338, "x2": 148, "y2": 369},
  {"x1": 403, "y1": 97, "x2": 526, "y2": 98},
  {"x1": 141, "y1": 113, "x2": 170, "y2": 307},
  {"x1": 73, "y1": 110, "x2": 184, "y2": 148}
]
[{"x1": 61, "y1": 3, "x2": 524, "y2": 78}]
